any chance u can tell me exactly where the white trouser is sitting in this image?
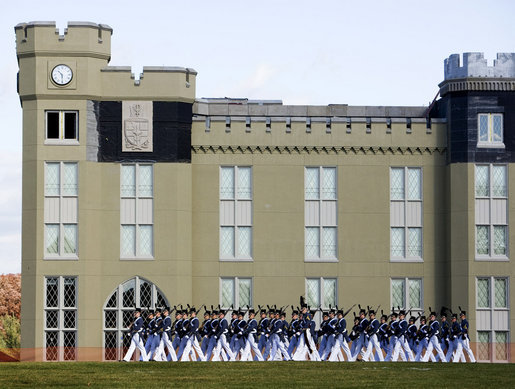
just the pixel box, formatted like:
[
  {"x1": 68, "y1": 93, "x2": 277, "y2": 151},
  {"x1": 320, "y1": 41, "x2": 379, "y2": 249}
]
[
  {"x1": 351, "y1": 333, "x2": 367, "y2": 361},
  {"x1": 328, "y1": 334, "x2": 352, "y2": 361},
  {"x1": 384, "y1": 335, "x2": 397, "y2": 361},
  {"x1": 320, "y1": 334, "x2": 336, "y2": 361},
  {"x1": 240, "y1": 335, "x2": 264, "y2": 361},
  {"x1": 181, "y1": 335, "x2": 206, "y2": 361},
  {"x1": 158, "y1": 332, "x2": 178, "y2": 361},
  {"x1": 422, "y1": 335, "x2": 446, "y2": 362},
  {"x1": 445, "y1": 338, "x2": 457, "y2": 362},
  {"x1": 269, "y1": 334, "x2": 291, "y2": 361},
  {"x1": 392, "y1": 335, "x2": 414, "y2": 361},
  {"x1": 363, "y1": 334, "x2": 384, "y2": 361},
  {"x1": 123, "y1": 333, "x2": 149, "y2": 362},
  {"x1": 453, "y1": 337, "x2": 476, "y2": 362},
  {"x1": 213, "y1": 334, "x2": 235, "y2": 361}
]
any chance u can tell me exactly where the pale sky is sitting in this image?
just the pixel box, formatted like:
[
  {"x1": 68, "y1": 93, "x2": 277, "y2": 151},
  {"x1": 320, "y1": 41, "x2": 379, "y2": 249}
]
[{"x1": 1, "y1": 0, "x2": 514, "y2": 274}]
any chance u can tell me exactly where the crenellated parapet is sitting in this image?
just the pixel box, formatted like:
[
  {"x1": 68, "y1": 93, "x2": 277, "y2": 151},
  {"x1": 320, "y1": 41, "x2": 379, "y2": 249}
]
[
  {"x1": 14, "y1": 21, "x2": 196, "y2": 103},
  {"x1": 440, "y1": 52, "x2": 515, "y2": 96},
  {"x1": 444, "y1": 52, "x2": 515, "y2": 79},
  {"x1": 15, "y1": 21, "x2": 112, "y2": 60}
]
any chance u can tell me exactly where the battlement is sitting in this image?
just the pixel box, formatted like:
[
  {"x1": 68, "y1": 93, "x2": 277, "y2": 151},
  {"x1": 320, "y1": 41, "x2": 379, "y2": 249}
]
[
  {"x1": 444, "y1": 52, "x2": 515, "y2": 80},
  {"x1": 15, "y1": 21, "x2": 112, "y2": 60}
]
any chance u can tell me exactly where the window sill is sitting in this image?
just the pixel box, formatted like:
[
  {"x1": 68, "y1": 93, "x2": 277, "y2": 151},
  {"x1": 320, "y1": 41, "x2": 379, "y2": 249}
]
[
  {"x1": 44, "y1": 140, "x2": 80, "y2": 146},
  {"x1": 477, "y1": 142, "x2": 505, "y2": 149},
  {"x1": 120, "y1": 256, "x2": 154, "y2": 261},
  {"x1": 219, "y1": 258, "x2": 253, "y2": 262},
  {"x1": 304, "y1": 258, "x2": 339, "y2": 263},
  {"x1": 44, "y1": 255, "x2": 79, "y2": 260},
  {"x1": 390, "y1": 258, "x2": 424, "y2": 263},
  {"x1": 475, "y1": 256, "x2": 509, "y2": 262}
]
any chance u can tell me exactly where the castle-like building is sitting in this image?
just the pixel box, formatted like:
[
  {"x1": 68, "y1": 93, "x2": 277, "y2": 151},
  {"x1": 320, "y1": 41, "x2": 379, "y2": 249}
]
[{"x1": 15, "y1": 21, "x2": 514, "y2": 362}]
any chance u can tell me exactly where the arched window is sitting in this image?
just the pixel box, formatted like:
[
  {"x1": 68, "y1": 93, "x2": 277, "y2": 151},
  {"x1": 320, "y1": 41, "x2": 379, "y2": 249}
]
[{"x1": 103, "y1": 276, "x2": 169, "y2": 361}]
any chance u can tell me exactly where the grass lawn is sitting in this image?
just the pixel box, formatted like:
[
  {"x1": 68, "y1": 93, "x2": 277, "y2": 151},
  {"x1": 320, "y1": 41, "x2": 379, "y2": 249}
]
[{"x1": 0, "y1": 362, "x2": 514, "y2": 388}]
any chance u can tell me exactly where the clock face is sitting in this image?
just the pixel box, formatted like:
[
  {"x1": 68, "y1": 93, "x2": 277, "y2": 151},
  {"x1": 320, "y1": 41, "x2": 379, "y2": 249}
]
[{"x1": 51, "y1": 64, "x2": 73, "y2": 86}]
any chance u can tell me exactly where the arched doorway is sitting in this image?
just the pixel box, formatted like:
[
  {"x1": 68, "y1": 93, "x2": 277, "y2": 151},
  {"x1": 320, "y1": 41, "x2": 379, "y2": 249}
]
[{"x1": 102, "y1": 276, "x2": 169, "y2": 361}]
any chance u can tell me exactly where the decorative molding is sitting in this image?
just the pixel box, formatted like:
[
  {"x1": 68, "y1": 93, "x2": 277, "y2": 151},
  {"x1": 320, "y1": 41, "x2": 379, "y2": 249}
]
[
  {"x1": 122, "y1": 101, "x2": 153, "y2": 152},
  {"x1": 192, "y1": 145, "x2": 446, "y2": 156},
  {"x1": 439, "y1": 78, "x2": 515, "y2": 96}
]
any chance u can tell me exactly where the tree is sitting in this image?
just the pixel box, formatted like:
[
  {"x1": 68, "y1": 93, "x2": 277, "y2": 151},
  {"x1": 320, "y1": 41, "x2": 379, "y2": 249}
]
[{"x1": 0, "y1": 273, "x2": 21, "y2": 319}]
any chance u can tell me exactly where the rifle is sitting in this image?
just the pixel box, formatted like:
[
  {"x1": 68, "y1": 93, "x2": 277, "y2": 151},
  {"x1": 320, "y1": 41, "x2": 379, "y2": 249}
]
[{"x1": 342, "y1": 304, "x2": 356, "y2": 318}]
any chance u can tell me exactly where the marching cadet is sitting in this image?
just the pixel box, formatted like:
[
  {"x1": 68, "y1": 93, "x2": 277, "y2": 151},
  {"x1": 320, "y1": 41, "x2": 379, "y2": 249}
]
[
  {"x1": 212, "y1": 309, "x2": 235, "y2": 361},
  {"x1": 392, "y1": 310, "x2": 414, "y2": 362},
  {"x1": 378, "y1": 314, "x2": 389, "y2": 357},
  {"x1": 205, "y1": 310, "x2": 220, "y2": 361},
  {"x1": 317, "y1": 311, "x2": 331, "y2": 359},
  {"x1": 257, "y1": 308, "x2": 269, "y2": 355},
  {"x1": 122, "y1": 308, "x2": 149, "y2": 362},
  {"x1": 180, "y1": 307, "x2": 206, "y2": 362},
  {"x1": 142, "y1": 310, "x2": 155, "y2": 360},
  {"x1": 158, "y1": 307, "x2": 178, "y2": 361},
  {"x1": 151, "y1": 309, "x2": 164, "y2": 361},
  {"x1": 351, "y1": 309, "x2": 369, "y2": 361},
  {"x1": 262, "y1": 308, "x2": 276, "y2": 360},
  {"x1": 320, "y1": 309, "x2": 338, "y2": 361},
  {"x1": 406, "y1": 316, "x2": 418, "y2": 354},
  {"x1": 171, "y1": 310, "x2": 183, "y2": 351},
  {"x1": 176, "y1": 310, "x2": 190, "y2": 360},
  {"x1": 422, "y1": 311, "x2": 446, "y2": 362},
  {"x1": 439, "y1": 310, "x2": 450, "y2": 359},
  {"x1": 233, "y1": 310, "x2": 247, "y2": 358},
  {"x1": 240, "y1": 308, "x2": 264, "y2": 361},
  {"x1": 229, "y1": 310, "x2": 240, "y2": 354},
  {"x1": 414, "y1": 315, "x2": 429, "y2": 361},
  {"x1": 453, "y1": 310, "x2": 476, "y2": 363},
  {"x1": 328, "y1": 308, "x2": 352, "y2": 362},
  {"x1": 287, "y1": 310, "x2": 300, "y2": 358},
  {"x1": 269, "y1": 310, "x2": 291, "y2": 361},
  {"x1": 384, "y1": 312, "x2": 398, "y2": 361},
  {"x1": 446, "y1": 313, "x2": 460, "y2": 362},
  {"x1": 362, "y1": 310, "x2": 384, "y2": 362},
  {"x1": 200, "y1": 310, "x2": 212, "y2": 357}
]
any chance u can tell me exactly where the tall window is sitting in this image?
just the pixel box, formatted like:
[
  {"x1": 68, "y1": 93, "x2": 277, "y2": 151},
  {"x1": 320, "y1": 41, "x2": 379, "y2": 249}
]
[
  {"x1": 44, "y1": 276, "x2": 77, "y2": 361},
  {"x1": 306, "y1": 278, "x2": 337, "y2": 309},
  {"x1": 120, "y1": 164, "x2": 154, "y2": 259},
  {"x1": 220, "y1": 277, "x2": 252, "y2": 309},
  {"x1": 476, "y1": 277, "x2": 509, "y2": 362},
  {"x1": 478, "y1": 113, "x2": 503, "y2": 147},
  {"x1": 390, "y1": 167, "x2": 422, "y2": 261},
  {"x1": 475, "y1": 164, "x2": 508, "y2": 260},
  {"x1": 45, "y1": 111, "x2": 78, "y2": 142},
  {"x1": 44, "y1": 162, "x2": 78, "y2": 258},
  {"x1": 220, "y1": 166, "x2": 252, "y2": 260},
  {"x1": 391, "y1": 278, "x2": 422, "y2": 311},
  {"x1": 305, "y1": 167, "x2": 337, "y2": 261},
  {"x1": 103, "y1": 277, "x2": 169, "y2": 361}
]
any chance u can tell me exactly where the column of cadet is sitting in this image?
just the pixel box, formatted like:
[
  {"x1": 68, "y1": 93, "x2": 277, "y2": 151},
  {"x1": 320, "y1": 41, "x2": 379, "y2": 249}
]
[{"x1": 122, "y1": 297, "x2": 476, "y2": 362}]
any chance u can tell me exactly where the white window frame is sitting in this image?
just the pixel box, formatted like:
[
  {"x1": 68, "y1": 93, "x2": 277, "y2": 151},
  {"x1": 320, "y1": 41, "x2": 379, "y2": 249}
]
[
  {"x1": 477, "y1": 113, "x2": 504, "y2": 148},
  {"x1": 102, "y1": 276, "x2": 169, "y2": 361},
  {"x1": 475, "y1": 276, "x2": 510, "y2": 362},
  {"x1": 390, "y1": 277, "x2": 423, "y2": 312},
  {"x1": 45, "y1": 110, "x2": 79, "y2": 145},
  {"x1": 304, "y1": 166, "x2": 338, "y2": 262},
  {"x1": 305, "y1": 277, "x2": 338, "y2": 309},
  {"x1": 44, "y1": 276, "x2": 78, "y2": 361},
  {"x1": 120, "y1": 164, "x2": 154, "y2": 260},
  {"x1": 219, "y1": 166, "x2": 253, "y2": 261},
  {"x1": 390, "y1": 167, "x2": 423, "y2": 262},
  {"x1": 219, "y1": 277, "x2": 253, "y2": 309},
  {"x1": 475, "y1": 164, "x2": 509, "y2": 261},
  {"x1": 44, "y1": 162, "x2": 79, "y2": 260}
]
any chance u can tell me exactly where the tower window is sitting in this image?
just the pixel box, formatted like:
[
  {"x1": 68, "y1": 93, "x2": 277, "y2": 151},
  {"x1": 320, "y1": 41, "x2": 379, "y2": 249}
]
[
  {"x1": 46, "y1": 111, "x2": 78, "y2": 142},
  {"x1": 478, "y1": 113, "x2": 503, "y2": 147}
]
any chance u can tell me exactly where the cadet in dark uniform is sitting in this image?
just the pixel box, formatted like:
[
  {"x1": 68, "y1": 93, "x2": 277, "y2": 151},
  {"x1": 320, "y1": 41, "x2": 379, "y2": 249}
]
[{"x1": 123, "y1": 308, "x2": 149, "y2": 362}]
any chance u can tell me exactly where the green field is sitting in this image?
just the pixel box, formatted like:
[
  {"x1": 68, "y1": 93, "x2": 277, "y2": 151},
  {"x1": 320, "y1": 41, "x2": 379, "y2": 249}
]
[{"x1": 0, "y1": 362, "x2": 514, "y2": 388}]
